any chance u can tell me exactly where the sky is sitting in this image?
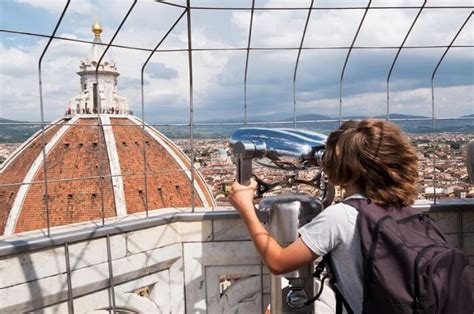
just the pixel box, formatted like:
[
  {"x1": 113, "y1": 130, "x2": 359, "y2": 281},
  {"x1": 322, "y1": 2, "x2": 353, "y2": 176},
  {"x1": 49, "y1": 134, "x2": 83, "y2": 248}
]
[{"x1": 0, "y1": 0, "x2": 473, "y2": 123}]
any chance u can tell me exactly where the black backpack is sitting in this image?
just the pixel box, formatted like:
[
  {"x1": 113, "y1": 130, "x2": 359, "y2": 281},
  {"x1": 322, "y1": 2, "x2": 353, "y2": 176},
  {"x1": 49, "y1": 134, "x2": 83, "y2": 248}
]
[{"x1": 329, "y1": 198, "x2": 473, "y2": 314}]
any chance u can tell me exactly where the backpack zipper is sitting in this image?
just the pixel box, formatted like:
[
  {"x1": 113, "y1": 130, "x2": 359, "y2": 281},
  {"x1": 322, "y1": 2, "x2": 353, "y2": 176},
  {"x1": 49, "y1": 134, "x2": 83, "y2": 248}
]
[
  {"x1": 397, "y1": 213, "x2": 427, "y2": 224},
  {"x1": 431, "y1": 273, "x2": 439, "y2": 314},
  {"x1": 428, "y1": 248, "x2": 461, "y2": 314},
  {"x1": 413, "y1": 244, "x2": 443, "y2": 313}
]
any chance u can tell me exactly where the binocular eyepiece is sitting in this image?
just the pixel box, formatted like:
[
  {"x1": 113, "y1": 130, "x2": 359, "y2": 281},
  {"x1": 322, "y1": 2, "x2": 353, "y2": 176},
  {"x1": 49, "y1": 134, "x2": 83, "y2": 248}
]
[{"x1": 230, "y1": 128, "x2": 327, "y2": 185}]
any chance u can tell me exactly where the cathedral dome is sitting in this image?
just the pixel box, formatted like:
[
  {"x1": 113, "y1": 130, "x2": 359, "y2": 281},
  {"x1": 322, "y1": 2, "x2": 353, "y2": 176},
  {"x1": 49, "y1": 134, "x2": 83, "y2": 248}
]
[
  {"x1": 0, "y1": 116, "x2": 215, "y2": 236},
  {"x1": 0, "y1": 23, "x2": 215, "y2": 237}
]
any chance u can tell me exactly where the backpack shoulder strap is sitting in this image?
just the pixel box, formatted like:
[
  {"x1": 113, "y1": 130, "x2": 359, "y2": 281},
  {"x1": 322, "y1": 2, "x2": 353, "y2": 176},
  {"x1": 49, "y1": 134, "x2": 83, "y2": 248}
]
[
  {"x1": 342, "y1": 198, "x2": 371, "y2": 212},
  {"x1": 320, "y1": 253, "x2": 355, "y2": 314}
]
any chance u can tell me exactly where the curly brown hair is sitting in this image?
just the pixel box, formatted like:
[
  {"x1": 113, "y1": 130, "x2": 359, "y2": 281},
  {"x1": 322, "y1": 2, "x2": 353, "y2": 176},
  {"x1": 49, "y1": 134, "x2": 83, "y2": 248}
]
[{"x1": 321, "y1": 119, "x2": 419, "y2": 208}]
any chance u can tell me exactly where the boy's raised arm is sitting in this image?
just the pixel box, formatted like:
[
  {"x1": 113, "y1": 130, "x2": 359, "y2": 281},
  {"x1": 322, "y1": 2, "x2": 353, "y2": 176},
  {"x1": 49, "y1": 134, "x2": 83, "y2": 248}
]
[{"x1": 229, "y1": 180, "x2": 318, "y2": 275}]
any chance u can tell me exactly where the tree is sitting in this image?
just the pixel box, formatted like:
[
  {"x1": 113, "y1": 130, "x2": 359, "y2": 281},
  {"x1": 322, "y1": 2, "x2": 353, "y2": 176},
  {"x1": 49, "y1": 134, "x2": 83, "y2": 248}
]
[{"x1": 448, "y1": 141, "x2": 461, "y2": 150}]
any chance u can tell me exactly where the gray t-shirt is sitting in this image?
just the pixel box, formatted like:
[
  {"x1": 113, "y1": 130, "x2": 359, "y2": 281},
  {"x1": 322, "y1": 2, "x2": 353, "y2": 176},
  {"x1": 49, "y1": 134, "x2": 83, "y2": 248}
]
[{"x1": 298, "y1": 194, "x2": 365, "y2": 314}]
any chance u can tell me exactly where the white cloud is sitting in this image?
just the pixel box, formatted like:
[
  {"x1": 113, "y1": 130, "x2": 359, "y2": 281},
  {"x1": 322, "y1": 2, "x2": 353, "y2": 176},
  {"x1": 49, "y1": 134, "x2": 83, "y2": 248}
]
[
  {"x1": 296, "y1": 85, "x2": 474, "y2": 118},
  {"x1": 1, "y1": 0, "x2": 472, "y2": 124},
  {"x1": 0, "y1": 42, "x2": 39, "y2": 76},
  {"x1": 16, "y1": 0, "x2": 95, "y2": 14}
]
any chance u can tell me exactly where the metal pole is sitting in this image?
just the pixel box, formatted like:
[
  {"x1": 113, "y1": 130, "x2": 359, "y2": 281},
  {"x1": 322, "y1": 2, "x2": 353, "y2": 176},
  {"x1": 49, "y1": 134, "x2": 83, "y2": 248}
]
[
  {"x1": 293, "y1": 0, "x2": 314, "y2": 128},
  {"x1": 94, "y1": 0, "x2": 137, "y2": 225},
  {"x1": 430, "y1": 11, "x2": 473, "y2": 204},
  {"x1": 186, "y1": 0, "x2": 196, "y2": 211},
  {"x1": 152, "y1": 2, "x2": 473, "y2": 10},
  {"x1": 37, "y1": 0, "x2": 70, "y2": 237},
  {"x1": 260, "y1": 259, "x2": 265, "y2": 314},
  {"x1": 106, "y1": 234, "x2": 116, "y2": 313},
  {"x1": 244, "y1": 0, "x2": 256, "y2": 126},
  {"x1": 64, "y1": 242, "x2": 75, "y2": 314},
  {"x1": 270, "y1": 273, "x2": 283, "y2": 313},
  {"x1": 141, "y1": 10, "x2": 187, "y2": 218},
  {"x1": 386, "y1": 0, "x2": 426, "y2": 121},
  {"x1": 338, "y1": 0, "x2": 371, "y2": 125}
]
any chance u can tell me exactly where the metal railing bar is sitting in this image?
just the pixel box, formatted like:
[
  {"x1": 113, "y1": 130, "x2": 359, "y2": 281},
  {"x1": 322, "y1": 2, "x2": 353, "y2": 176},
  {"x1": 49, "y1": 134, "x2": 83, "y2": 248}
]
[
  {"x1": 171, "y1": 116, "x2": 474, "y2": 128},
  {"x1": 338, "y1": 0, "x2": 372, "y2": 125},
  {"x1": 1, "y1": 201, "x2": 472, "y2": 257},
  {"x1": 141, "y1": 9, "x2": 187, "y2": 219},
  {"x1": 293, "y1": 0, "x2": 314, "y2": 129},
  {"x1": 93, "y1": 2, "x2": 138, "y2": 77},
  {"x1": 244, "y1": 0, "x2": 256, "y2": 127},
  {"x1": 430, "y1": 11, "x2": 474, "y2": 204},
  {"x1": 94, "y1": 0, "x2": 138, "y2": 226},
  {"x1": 154, "y1": 0, "x2": 186, "y2": 9},
  {"x1": 0, "y1": 168, "x2": 197, "y2": 188},
  {"x1": 94, "y1": 96, "x2": 106, "y2": 226},
  {"x1": 386, "y1": 0, "x2": 426, "y2": 121},
  {"x1": 301, "y1": 116, "x2": 474, "y2": 122},
  {"x1": 95, "y1": 116, "x2": 474, "y2": 125},
  {"x1": 0, "y1": 29, "x2": 156, "y2": 52},
  {"x1": 197, "y1": 45, "x2": 474, "y2": 50},
  {"x1": 2, "y1": 29, "x2": 473, "y2": 51},
  {"x1": 37, "y1": 0, "x2": 71, "y2": 237},
  {"x1": 186, "y1": 0, "x2": 196, "y2": 212},
  {"x1": 1, "y1": 116, "x2": 473, "y2": 127},
  {"x1": 161, "y1": 5, "x2": 474, "y2": 11},
  {"x1": 0, "y1": 122, "x2": 185, "y2": 126},
  {"x1": 64, "y1": 242, "x2": 75, "y2": 314},
  {"x1": 106, "y1": 234, "x2": 117, "y2": 314}
]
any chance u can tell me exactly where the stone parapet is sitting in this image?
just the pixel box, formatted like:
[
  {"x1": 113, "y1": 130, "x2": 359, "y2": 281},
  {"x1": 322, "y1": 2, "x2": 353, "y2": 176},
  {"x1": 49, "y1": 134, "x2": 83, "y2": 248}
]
[{"x1": 0, "y1": 209, "x2": 267, "y2": 313}]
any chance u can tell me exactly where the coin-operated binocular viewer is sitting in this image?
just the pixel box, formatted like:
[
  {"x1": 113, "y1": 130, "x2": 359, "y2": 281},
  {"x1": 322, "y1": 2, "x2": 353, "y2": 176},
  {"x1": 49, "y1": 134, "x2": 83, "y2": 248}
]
[{"x1": 230, "y1": 128, "x2": 335, "y2": 313}]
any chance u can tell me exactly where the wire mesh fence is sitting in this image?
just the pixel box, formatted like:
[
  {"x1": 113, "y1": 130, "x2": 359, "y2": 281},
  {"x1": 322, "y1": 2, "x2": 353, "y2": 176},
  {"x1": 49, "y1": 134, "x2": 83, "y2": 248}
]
[{"x1": 0, "y1": 0, "x2": 473, "y2": 237}]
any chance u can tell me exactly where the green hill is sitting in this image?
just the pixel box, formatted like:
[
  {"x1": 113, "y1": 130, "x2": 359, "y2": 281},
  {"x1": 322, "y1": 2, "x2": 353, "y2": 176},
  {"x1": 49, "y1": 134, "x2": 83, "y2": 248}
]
[{"x1": 0, "y1": 118, "x2": 41, "y2": 143}]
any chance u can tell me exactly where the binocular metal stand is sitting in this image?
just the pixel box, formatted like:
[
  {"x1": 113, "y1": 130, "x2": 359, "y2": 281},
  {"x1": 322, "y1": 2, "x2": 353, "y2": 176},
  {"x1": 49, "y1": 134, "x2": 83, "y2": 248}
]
[{"x1": 231, "y1": 128, "x2": 331, "y2": 313}]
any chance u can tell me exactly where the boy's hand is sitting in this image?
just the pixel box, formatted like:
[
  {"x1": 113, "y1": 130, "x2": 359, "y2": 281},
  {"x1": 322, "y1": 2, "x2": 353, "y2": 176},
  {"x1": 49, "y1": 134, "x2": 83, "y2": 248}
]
[{"x1": 228, "y1": 180, "x2": 258, "y2": 216}]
